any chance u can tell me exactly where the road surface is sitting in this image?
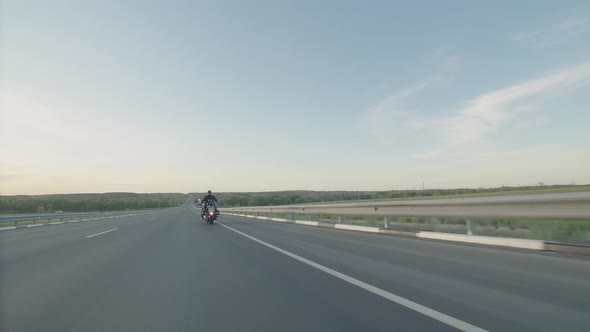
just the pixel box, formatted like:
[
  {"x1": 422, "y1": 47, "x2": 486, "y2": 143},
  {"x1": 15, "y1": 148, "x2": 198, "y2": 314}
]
[{"x1": 1, "y1": 203, "x2": 589, "y2": 331}]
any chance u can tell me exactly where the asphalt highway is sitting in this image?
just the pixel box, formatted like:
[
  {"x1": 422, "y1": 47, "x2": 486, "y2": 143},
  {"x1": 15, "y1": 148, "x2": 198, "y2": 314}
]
[{"x1": 1, "y1": 203, "x2": 588, "y2": 331}]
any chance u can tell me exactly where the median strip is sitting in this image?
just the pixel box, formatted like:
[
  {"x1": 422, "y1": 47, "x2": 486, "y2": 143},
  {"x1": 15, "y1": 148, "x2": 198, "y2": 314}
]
[{"x1": 85, "y1": 228, "x2": 118, "y2": 239}]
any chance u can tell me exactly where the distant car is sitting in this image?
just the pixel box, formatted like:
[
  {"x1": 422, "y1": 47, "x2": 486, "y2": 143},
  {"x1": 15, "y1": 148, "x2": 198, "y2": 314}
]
[{"x1": 55, "y1": 210, "x2": 64, "y2": 214}]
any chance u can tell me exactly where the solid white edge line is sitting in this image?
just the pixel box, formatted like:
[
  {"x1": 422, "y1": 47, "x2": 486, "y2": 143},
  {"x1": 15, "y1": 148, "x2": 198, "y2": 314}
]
[
  {"x1": 217, "y1": 221, "x2": 488, "y2": 332},
  {"x1": 85, "y1": 228, "x2": 118, "y2": 238}
]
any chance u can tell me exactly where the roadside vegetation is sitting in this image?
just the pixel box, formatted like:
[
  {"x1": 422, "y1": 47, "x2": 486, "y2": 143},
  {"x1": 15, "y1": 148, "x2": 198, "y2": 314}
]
[
  {"x1": 220, "y1": 184, "x2": 590, "y2": 244},
  {"x1": 0, "y1": 193, "x2": 187, "y2": 214},
  {"x1": 218, "y1": 184, "x2": 590, "y2": 207}
]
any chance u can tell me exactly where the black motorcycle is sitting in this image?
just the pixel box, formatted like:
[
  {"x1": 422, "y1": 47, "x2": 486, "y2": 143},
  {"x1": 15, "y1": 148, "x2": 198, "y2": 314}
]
[{"x1": 201, "y1": 202, "x2": 218, "y2": 224}]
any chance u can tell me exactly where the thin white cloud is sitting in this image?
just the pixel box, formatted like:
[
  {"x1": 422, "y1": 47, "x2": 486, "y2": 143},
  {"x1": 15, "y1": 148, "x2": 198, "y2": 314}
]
[
  {"x1": 364, "y1": 79, "x2": 437, "y2": 134},
  {"x1": 514, "y1": 104, "x2": 538, "y2": 113},
  {"x1": 432, "y1": 48, "x2": 463, "y2": 75},
  {"x1": 514, "y1": 115, "x2": 549, "y2": 131},
  {"x1": 513, "y1": 14, "x2": 590, "y2": 47},
  {"x1": 365, "y1": 49, "x2": 463, "y2": 132},
  {"x1": 365, "y1": 60, "x2": 590, "y2": 158},
  {"x1": 369, "y1": 79, "x2": 433, "y2": 112},
  {"x1": 411, "y1": 148, "x2": 446, "y2": 160},
  {"x1": 555, "y1": 15, "x2": 590, "y2": 32},
  {"x1": 447, "y1": 60, "x2": 590, "y2": 143}
]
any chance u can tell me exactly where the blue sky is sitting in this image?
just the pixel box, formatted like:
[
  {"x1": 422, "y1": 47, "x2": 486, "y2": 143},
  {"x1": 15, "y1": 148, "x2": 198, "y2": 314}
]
[{"x1": 1, "y1": 0, "x2": 590, "y2": 194}]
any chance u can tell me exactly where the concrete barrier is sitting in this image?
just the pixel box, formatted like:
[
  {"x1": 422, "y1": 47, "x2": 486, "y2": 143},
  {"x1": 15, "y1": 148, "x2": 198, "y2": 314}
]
[
  {"x1": 295, "y1": 220, "x2": 319, "y2": 226},
  {"x1": 379, "y1": 229, "x2": 419, "y2": 237},
  {"x1": 417, "y1": 232, "x2": 545, "y2": 250},
  {"x1": 271, "y1": 217, "x2": 289, "y2": 222},
  {"x1": 334, "y1": 224, "x2": 380, "y2": 233}
]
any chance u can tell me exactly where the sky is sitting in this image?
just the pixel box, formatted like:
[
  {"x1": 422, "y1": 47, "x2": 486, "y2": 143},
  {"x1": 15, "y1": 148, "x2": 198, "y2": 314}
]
[{"x1": 1, "y1": 0, "x2": 590, "y2": 194}]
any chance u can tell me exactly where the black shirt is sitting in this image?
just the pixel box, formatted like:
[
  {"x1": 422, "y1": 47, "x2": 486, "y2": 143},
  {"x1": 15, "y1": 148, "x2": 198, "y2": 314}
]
[{"x1": 201, "y1": 194, "x2": 217, "y2": 205}]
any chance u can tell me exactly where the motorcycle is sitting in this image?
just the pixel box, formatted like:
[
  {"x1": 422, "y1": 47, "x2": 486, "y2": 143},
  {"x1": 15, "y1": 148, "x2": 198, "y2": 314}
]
[{"x1": 202, "y1": 202, "x2": 218, "y2": 224}]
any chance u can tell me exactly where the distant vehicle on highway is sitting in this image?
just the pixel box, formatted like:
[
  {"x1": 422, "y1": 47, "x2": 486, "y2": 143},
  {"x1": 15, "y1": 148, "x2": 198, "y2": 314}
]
[{"x1": 55, "y1": 210, "x2": 64, "y2": 214}]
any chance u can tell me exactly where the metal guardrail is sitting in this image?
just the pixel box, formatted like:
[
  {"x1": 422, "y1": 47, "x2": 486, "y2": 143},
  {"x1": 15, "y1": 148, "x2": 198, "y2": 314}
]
[
  {"x1": 0, "y1": 212, "x2": 116, "y2": 222},
  {"x1": 0, "y1": 209, "x2": 157, "y2": 226},
  {"x1": 223, "y1": 192, "x2": 590, "y2": 220},
  {"x1": 223, "y1": 192, "x2": 590, "y2": 235}
]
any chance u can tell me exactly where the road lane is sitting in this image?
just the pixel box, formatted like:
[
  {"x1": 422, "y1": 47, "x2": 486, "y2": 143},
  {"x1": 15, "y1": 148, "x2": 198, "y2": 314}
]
[
  {"x1": 0, "y1": 209, "x2": 174, "y2": 267},
  {"x1": 1, "y1": 204, "x2": 455, "y2": 332},
  {"x1": 218, "y1": 214, "x2": 590, "y2": 332},
  {"x1": 2, "y1": 204, "x2": 589, "y2": 331},
  {"x1": 217, "y1": 221, "x2": 485, "y2": 332}
]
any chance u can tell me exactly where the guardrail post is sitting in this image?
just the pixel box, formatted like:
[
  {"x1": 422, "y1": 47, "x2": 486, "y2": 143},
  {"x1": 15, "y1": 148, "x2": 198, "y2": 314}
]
[
  {"x1": 338, "y1": 216, "x2": 344, "y2": 224},
  {"x1": 466, "y1": 219, "x2": 473, "y2": 235},
  {"x1": 384, "y1": 217, "x2": 391, "y2": 229}
]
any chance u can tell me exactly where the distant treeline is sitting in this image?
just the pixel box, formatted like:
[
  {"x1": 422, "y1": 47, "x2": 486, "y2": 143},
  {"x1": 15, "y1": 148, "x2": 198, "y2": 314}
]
[
  {"x1": 219, "y1": 184, "x2": 589, "y2": 207},
  {"x1": 0, "y1": 193, "x2": 187, "y2": 214}
]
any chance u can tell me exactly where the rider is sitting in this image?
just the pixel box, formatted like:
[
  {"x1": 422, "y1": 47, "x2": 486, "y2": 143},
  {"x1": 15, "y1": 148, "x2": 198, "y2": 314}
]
[{"x1": 201, "y1": 190, "x2": 219, "y2": 218}]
